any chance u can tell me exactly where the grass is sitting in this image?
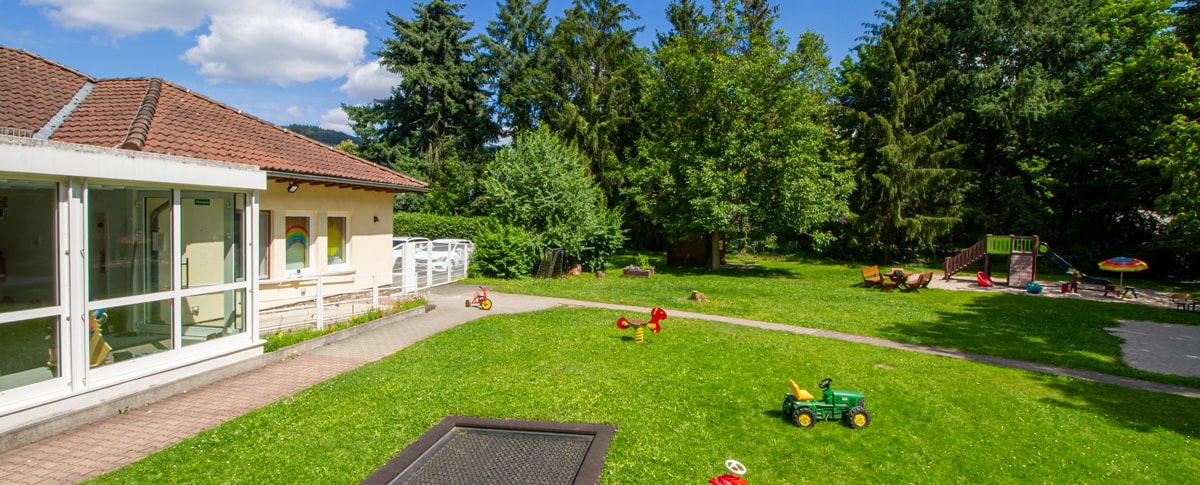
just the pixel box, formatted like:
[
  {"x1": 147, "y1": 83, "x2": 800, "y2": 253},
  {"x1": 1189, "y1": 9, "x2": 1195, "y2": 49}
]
[
  {"x1": 476, "y1": 255, "x2": 1200, "y2": 389},
  {"x1": 90, "y1": 308, "x2": 1199, "y2": 484}
]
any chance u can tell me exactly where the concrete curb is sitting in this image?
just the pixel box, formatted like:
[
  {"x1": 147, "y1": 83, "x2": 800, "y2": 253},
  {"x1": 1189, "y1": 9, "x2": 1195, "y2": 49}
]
[{"x1": 258, "y1": 303, "x2": 431, "y2": 363}]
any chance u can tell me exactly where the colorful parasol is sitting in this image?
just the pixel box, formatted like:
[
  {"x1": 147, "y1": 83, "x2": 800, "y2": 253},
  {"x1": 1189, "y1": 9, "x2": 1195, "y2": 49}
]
[{"x1": 1097, "y1": 257, "x2": 1148, "y2": 287}]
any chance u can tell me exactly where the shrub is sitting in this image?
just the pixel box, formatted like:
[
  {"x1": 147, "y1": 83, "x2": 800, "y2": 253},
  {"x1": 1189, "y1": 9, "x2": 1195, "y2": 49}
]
[
  {"x1": 478, "y1": 127, "x2": 626, "y2": 271},
  {"x1": 471, "y1": 222, "x2": 537, "y2": 278},
  {"x1": 393, "y1": 212, "x2": 488, "y2": 240}
]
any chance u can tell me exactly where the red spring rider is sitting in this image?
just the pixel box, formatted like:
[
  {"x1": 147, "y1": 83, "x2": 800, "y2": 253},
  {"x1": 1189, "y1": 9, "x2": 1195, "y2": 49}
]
[{"x1": 616, "y1": 307, "x2": 667, "y2": 343}]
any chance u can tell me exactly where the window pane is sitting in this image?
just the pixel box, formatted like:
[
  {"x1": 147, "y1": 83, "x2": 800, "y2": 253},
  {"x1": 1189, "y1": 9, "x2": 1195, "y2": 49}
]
[
  {"x1": 89, "y1": 300, "x2": 174, "y2": 367},
  {"x1": 285, "y1": 216, "x2": 309, "y2": 271},
  {"x1": 182, "y1": 289, "x2": 245, "y2": 347},
  {"x1": 258, "y1": 211, "x2": 271, "y2": 278},
  {"x1": 0, "y1": 316, "x2": 59, "y2": 390},
  {"x1": 88, "y1": 186, "x2": 173, "y2": 300},
  {"x1": 181, "y1": 191, "x2": 243, "y2": 287},
  {"x1": 0, "y1": 179, "x2": 58, "y2": 311},
  {"x1": 327, "y1": 216, "x2": 347, "y2": 265}
]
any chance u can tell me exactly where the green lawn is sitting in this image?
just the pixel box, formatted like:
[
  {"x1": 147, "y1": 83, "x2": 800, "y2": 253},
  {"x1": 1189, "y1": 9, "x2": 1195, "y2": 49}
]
[
  {"x1": 476, "y1": 256, "x2": 1200, "y2": 389},
  {"x1": 91, "y1": 308, "x2": 1199, "y2": 483}
]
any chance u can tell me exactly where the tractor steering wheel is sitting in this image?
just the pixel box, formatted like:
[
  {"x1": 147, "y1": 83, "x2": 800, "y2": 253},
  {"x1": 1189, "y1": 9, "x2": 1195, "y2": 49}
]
[{"x1": 819, "y1": 378, "x2": 832, "y2": 390}]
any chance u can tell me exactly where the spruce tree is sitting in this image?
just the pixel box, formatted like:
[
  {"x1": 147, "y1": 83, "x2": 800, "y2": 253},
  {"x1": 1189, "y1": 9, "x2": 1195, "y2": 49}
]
[{"x1": 839, "y1": 0, "x2": 964, "y2": 259}]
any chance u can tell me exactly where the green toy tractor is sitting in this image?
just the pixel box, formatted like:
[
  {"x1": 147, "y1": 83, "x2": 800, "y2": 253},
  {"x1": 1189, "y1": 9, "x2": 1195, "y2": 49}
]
[{"x1": 783, "y1": 378, "x2": 871, "y2": 429}]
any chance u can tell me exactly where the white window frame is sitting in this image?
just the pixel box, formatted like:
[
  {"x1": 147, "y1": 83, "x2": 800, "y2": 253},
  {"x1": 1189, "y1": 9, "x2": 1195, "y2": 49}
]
[
  {"x1": 283, "y1": 212, "x2": 314, "y2": 277},
  {"x1": 258, "y1": 210, "x2": 271, "y2": 279},
  {"x1": 326, "y1": 213, "x2": 350, "y2": 270}
]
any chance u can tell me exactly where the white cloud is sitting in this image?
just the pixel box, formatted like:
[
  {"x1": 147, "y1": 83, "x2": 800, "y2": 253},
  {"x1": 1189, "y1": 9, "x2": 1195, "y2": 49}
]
[
  {"x1": 339, "y1": 60, "x2": 402, "y2": 102},
  {"x1": 319, "y1": 107, "x2": 353, "y2": 135},
  {"x1": 283, "y1": 106, "x2": 305, "y2": 120},
  {"x1": 26, "y1": 0, "x2": 226, "y2": 36},
  {"x1": 30, "y1": 0, "x2": 368, "y2": 86},
  {"x1": 182, "y1": 3, "x2": 367, "y2": 86}
]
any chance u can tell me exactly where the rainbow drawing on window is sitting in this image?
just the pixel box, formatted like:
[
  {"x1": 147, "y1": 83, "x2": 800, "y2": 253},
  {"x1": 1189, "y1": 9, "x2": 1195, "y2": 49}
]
[
  {"x1": 285, "y1": 223, "x2": 309, "y2": 270},
  {"x1": 286, "y1": 224, "x2": 308, "y2": 249}
]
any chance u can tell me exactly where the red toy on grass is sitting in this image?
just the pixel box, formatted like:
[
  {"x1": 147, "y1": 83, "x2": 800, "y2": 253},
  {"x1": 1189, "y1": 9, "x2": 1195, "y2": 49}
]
[
  {"x1": 616, "y1": 307, "x2": 667, "y2": 343},
  {"x1": 976, "y1": 271, "x2": 994, "y2": 287},
  {"x1": 708, "y1": 459, "x2": 748, "y2": 484}
]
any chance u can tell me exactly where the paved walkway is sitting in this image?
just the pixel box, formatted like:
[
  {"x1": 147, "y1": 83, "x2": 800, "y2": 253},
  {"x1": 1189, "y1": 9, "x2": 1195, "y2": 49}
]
[{"x1": 1, "y1": 284, "x2": 1197, "y2": 484}]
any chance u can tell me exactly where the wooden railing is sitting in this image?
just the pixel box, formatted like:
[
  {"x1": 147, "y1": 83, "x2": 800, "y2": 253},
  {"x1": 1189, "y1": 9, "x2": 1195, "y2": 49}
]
[{"x1": 943, "y1": 239, "x2": 988, "y2": 280}]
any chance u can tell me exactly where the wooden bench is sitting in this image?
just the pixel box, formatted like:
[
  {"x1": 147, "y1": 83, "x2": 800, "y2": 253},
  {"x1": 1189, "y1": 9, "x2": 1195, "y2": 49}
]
[
  {"x1": 1172, "y1": 293, "x2": 1195, "y2": 311},
  {"x1": 861, "y1": 266, "x2": 883, "y2": 288},
  {"x1": 905, "y1": 272, "x2": 934, "y2": 292},
  {"x1": 1104, "y1": 285, "x2": 1138, "y2": 299}
]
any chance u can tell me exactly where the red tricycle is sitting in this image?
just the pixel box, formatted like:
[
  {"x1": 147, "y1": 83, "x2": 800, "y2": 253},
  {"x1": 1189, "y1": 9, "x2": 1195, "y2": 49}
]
[{"x1": 466, "y1": 286, "x2": 493, "y2": 310}]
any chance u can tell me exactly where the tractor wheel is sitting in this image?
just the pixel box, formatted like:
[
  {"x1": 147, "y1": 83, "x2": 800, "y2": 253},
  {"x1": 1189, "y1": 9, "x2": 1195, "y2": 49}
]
[
  {"x1": 791, "y1": 408, "x2": 816, "y2": 428},
  {"x1": 480, "y1": 299, "x2": 493, "y2": 310},
  {"x1": 845, "y1": 406, "x2": 871, "y2": 429}
]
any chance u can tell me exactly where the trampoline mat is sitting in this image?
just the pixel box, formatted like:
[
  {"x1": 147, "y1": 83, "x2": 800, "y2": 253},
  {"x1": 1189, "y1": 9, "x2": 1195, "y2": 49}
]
[{"x1": 363, "y1": 416, "x2": 616, "y2": 485}]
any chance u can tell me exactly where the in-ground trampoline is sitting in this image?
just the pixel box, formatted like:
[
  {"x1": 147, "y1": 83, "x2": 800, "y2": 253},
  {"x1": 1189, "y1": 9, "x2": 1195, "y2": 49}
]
[{"x1": 362, "y1": 416, "x2": 617, "y2": 485}]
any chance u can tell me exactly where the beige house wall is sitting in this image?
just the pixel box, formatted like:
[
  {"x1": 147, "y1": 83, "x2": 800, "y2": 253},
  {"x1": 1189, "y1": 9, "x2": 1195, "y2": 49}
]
[{"x1": 258, "y1": 179, "x2": 394, "y2": 310}]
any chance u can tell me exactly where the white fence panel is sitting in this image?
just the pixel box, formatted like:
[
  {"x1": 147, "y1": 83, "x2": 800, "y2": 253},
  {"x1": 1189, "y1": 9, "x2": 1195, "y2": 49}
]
[{"x1": 257, "y1": 243, "x2": 469, "y2": 336}]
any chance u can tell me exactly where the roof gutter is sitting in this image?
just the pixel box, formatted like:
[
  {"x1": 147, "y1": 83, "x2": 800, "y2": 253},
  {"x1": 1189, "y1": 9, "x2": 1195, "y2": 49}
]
[{"x1": 264, "y1": 171, "x2": 429, "y2": 193}]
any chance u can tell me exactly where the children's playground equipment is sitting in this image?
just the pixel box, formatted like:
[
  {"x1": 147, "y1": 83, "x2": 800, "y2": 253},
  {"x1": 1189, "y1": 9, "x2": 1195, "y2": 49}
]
[
  {"x1": 465, "y1": 286, "x2": 492, "y2": 310},
  {"x1": 944, "y1": 235, "x2": 1110, "y2": 288},
  {"x1": 533, "y1": 247, "x2": 565, "y2": 286},
  {"x1": 616, "y1": 307, "x2": 667, "y2": 343},
  {"x1": 782, "y1": 378, "x2": 871, "y2": 429}
]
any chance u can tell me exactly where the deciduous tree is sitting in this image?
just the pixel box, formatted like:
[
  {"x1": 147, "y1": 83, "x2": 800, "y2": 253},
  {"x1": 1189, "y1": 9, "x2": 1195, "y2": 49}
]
[{"x1": 632, "y1": 0, "x2": 852, "y2": 266}]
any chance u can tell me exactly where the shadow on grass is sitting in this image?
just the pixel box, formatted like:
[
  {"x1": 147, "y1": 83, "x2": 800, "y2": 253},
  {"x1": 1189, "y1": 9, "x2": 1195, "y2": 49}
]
[
  {"x1": 653, "y1": 264, "x2": 800, "y2": 279},
  {"x1": 873, "y1": 292, "x2": 1200, "y2": 436},
  {"x1": 1032, "y1": 374, "x2": 1200, "y2": 439},
  {"x1": 876, "y1": 292, "x2": 1200, "y2": 388}
]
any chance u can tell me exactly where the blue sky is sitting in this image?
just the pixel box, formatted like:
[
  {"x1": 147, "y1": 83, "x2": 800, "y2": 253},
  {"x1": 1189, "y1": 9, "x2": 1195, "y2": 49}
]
[{"x1": 1, "y1": 1, "x2": 884, "y2": 135}]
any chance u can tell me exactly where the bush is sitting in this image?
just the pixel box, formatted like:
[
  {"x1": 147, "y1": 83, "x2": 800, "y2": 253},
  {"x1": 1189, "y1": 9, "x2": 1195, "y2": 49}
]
[
  {"x1": 478, "y1": 127, "x2": 626, "y2": 271},
  {"x1": 471, "y1": 222, "x2": 537, "y2": 278},
  {"x1": 393, "y1": 212, "x2": 488, "y2": 240}
]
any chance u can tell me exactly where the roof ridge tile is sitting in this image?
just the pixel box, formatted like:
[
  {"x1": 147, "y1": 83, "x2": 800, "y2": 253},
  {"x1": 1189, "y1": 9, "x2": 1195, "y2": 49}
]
[{"x1": 119, "y1": 78, "x2": 161, "y2": 151}]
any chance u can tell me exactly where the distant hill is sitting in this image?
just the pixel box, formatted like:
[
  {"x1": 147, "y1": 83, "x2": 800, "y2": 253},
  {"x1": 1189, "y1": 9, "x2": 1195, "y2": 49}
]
[{"x1": 284, "y1": 124, "x2": 359, "y2": 147}]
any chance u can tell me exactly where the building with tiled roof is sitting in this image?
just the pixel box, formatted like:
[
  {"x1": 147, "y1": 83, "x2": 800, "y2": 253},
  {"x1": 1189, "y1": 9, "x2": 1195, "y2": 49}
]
[
  {"x1": 1, "y1": 46, "x2": 425, "y2": 192},
  {"x1": 0, "y1": 45, "x2": 425, "y2": 446}
]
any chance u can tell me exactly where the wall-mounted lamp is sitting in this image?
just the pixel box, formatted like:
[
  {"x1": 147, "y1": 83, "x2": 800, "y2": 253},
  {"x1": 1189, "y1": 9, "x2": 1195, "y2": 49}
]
[
  {"x1": 373, "y1": 216, "x2": 380, "y2": 223},
  {"x1": 287, "y1": 181, "x2": 300, "y2": 193}
]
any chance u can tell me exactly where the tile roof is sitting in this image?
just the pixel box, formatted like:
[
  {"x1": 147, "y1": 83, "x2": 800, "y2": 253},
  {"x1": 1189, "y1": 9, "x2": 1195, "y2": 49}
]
[
  {"x1": 0, "y1": 45, "x2": 426, "y2": 192},
  {"x1": 0, "y1": 46, "x2": 92, "y2": 136}
]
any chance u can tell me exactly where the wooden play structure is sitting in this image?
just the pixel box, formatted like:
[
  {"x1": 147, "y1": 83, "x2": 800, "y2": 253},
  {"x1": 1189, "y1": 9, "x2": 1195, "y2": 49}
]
[{"x1": 944, "y1": 234, "x2": 1039, "y2": 287}]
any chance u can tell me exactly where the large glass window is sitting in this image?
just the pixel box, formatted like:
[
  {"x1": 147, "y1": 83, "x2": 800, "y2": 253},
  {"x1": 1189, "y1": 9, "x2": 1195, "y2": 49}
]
[
  {"x1": 327, "y1": 215, "x2": 347, "y2": 266},
  {"x1": 87, "y1": 186, "x2": 173, "y2": 300},
  {"x1": 0, "y1": 316, "x2": 58, "y2": 391},
  {"x1": 182, "y1": 289, "x2": 245, "y2": 347},
  {"x1": 88, "y1": 300, "x2": 174, "y2": 367},
  {"x1": 1, "y1": 179, "x2": 60, "y2": 391},
  {"x1": 181, "y1": 191, "x2": 245, "y2": 288},
  {"x1": 284, "y1": 215, "x2": 311, "y2": 272},
  {"x1": 0, "y1": 179, "x2": 58, "y2": 309}
]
